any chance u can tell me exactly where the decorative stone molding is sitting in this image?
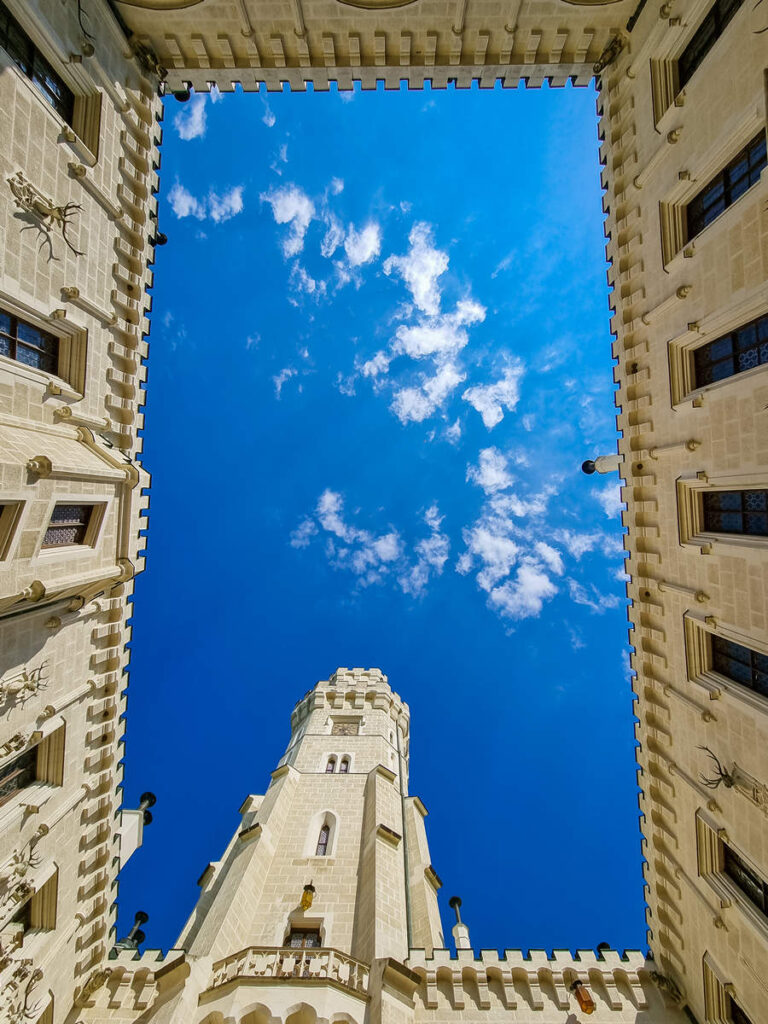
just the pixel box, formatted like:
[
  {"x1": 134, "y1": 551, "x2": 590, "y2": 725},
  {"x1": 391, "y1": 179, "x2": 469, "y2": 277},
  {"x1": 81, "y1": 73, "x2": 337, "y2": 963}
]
[
  {"x1": 208, "y1": 945, "x2": 370, "y2": 996},
  {"x1": 61, "y1": 286, "x2": 119, "y2": 326}
]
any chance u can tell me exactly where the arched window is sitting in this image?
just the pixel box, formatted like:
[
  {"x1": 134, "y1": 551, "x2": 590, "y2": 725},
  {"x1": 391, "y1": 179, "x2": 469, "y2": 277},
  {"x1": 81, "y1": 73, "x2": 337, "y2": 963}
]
[
  {"x1": 325, "y1": 757, "x2": 336, "y2": 773},
  {"x1": 316, "y1": 824, "x2": 330, "y2": 856},
  {"x1": 339, "y1": 757, "x2": 350, "y2": 774}
]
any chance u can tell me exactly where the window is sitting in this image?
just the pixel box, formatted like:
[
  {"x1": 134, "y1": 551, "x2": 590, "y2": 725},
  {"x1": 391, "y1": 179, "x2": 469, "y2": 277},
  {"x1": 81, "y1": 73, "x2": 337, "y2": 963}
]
[
  {"x1": 332, "y1": 720, "x2": 359, "y2": 736},
  {"x1": 42, "y1": 504, "x2": 94, "y2": 548},
  {"x1": 0, "y1": 1, "x2": 74, "y2": 123},
  {"x1": 678, "y1": 0, "x2": 745, "y2": 89},
  {"x1": 724, "y1": 845, "x2": 768, "y2": 916},
  {"x1": 339, "y1": 757, "x2": 350, "y2": 774},
  {"x1": 729, "y1": 997, "x2": 754, "y2": 1024},
  {"x1": 702, "y1": 954, "x2": 754, "y2": 1024},
  {"x1": 4, "y1": 870, "x2": 58, "y2": 941},
  {"x1": 285, "y1": 928, "x2": 321, "y2": 948},
  {"x1": 0, "y1": 746, "x2": 37, "y2": 809},
  {"x1": 693, "y1": 312, "x2": 768, "y2": 388},
  {"x1": 315, "y1": 824, "x2": 330, "y2": 856},
  {"x1": 686, "y1": 133, "x2": 767, "y2": 241},
  {"x1": 711, "y1": 635, "x2": 768, "y2": 699},
  {"x1": 0, "y1": 309, "x2": 58, "y2": 375},
  {"x1": 702, "y1": 490, "x2": 768, "y2": 537},
  {"x1": 325, "y1": 757, "x2": 336, "y2": 773}
]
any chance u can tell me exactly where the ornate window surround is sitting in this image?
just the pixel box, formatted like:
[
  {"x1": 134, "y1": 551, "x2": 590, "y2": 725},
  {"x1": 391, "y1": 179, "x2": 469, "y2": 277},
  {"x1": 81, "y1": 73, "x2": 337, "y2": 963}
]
[
  {"x1": 668, "y1": 287, "x2": 768, "y2": 405},
  {"x1": 702, "y1": 953, "x2": 753, "y2": 1024},
  {"x1": 696, "y1": 811, "x2": 768, "y2": 945},
  {"x1": 0, "y1": 723, "x2": 66, "y2": 830},
  {"x1": 658, "y1": 110, "x2": 765, "y2": 267},
  {"x1": 685, "y1": 613, "x2": 768, "y2": 714},
  {"x1": 33, "y1": 497, "x2": 109, "y2": 561},
  {"x1": 676, "y1": 474, "x2": 768, "y2": 551},
  {"x1": 0, "y1": 0, "x2": 102, "y2": 160},
  {"x1": 0, "y1": 293, "x2": 87, "y2": 399}
]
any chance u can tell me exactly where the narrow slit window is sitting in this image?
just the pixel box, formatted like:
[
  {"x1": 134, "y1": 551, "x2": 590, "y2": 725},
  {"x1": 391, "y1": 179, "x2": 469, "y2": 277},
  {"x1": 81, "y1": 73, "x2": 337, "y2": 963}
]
[
  {"x1": 678, "y1": 0, "x2": 745, "y2": 89},
  {"x1": 711, "y1": 635, "x2": 768, "y2": 699},
  {"x1": 0, "y1": 309, "x2": 58, "y2": 375},
  {"x1": 0, "y1": 2, "x2": 74, "y2": 123},
  {"x1": 693, "y1": 312, "x2": 768, "y2": 387},
  {"x1": 325, "y1": 757, "x2": 336, "y2": 773},
  {"x1": 339, "y1": 757, "x2": 350, "y2": 774},
  {"x1": 315, "y1": 824, "x2": 330, "y2": 856},
  {"x1": 42, "y1": 504, "x2": 94, "y2": 548},
  {"x1": 686, "y1": 133, "x2": 767, "y2": 241},
  {"x1": 702, "y1": 489, "x2": 768, "y2": 537}
]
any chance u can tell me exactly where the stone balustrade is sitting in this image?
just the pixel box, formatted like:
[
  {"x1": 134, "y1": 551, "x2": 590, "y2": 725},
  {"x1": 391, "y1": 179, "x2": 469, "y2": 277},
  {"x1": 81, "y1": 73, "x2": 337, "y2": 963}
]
[{"x1": 209, "y1": 946, "x2": 370, "y2": 998}]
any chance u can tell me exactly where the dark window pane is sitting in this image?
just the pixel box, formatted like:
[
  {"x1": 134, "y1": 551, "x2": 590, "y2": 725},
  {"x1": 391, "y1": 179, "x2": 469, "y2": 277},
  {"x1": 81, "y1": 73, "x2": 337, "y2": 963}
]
[
  {"x1": 42, "y1": 504, "x2": 92, "y2": 547},
  {"x1": 0, "y1": 747, "x2": 37, "y2": 809},
  {"x1": 724, "y1": 845, "x2": 768, "y2": 914},
  {"x1": 693, "y1": 313, "x2": 768, "y2": 388},
  {"x1": 678, "y1": 0, "x2": 747, "y2": 88},
  {"x1": 712, "y1": 635, "x2": 768, "y2": 699},
  {"x1": 729, "y1": 997, "x2": 754, "y2": 1024},
  {"x1": 0, "y1": 336, "x2": 10, "y2": 359},
  {"x1": 0, "y1": 1, "x2": 74, "y2": 125},
  {"x1": 687, "y1": 132, "x2": 767, "y2": 241},
  {"x1": 0, "y1": 311, "x2": 12, "y2": 333}
]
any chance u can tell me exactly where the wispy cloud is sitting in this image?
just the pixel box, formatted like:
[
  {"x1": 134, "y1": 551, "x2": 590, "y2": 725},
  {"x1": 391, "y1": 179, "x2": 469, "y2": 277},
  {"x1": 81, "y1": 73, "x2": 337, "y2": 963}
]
[
  {"x1": 344, "y1": 222, "x2": 381, "y2": 267},
  {"x1": 596, "y1": 483, "x2": 624, "y2": 519},
  {"x1": 168, "y1": 182, "x2": 244, "y2": 223},
  {"x1": 174, "y1": 95, "x2": 207, "y2": 140},
  {"x1": 466, "y1": 448, "x2": 515, "y2": 494},
  {"x1": 290, "y1": 491, "x2": 449, "y2": 596},
  {"x1": 462, "y1": 361, "x2": 525, "y2": 429},
  {"x1": 260, "y1": 184, "x2": 315, "y2": 257},
  {"x1": 384, "y1": 222, "x2": 448, "y2": 315},
  {"x1": 391, "y1": 361, "x2": 465, "y2": 424},
  {"x1": 273, "y1": 366, "x2": 297, "y2": 398}
]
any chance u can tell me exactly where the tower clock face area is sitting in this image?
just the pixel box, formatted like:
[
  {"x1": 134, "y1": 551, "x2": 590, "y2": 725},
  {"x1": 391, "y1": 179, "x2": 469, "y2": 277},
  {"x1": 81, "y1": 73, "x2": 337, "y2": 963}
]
[{"x1": 123, "y1": 75, "x2": 636, "y2": 955}]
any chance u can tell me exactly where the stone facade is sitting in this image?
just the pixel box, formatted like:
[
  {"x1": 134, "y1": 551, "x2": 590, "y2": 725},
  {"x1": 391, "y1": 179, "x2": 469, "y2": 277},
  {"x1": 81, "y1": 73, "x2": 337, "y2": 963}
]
[{"x1": 0, "y1": 1, "x2": 766, "y2": 1023}]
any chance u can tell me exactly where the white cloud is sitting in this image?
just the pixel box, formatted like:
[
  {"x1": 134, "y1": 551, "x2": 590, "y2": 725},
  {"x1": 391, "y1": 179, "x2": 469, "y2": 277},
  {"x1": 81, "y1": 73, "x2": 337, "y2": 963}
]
[
  {"x1": 444, "y1": 419, "x2": 462, "y2": 444},
  {"x1": 567, "y1": 579, "x2": 622, "y2": 613},
  {"x1": 390, "y1": 361, "x2": 465, "y2": 424},
  {"x1": 329, "y1": 177, "x2": 344, "y2": 195},
  {"x1": 273, "y1": 367, "x2": 297, "y2": 398},
  {"x1": 384, "y1": 222, "x2": 449, "y2": 315},
  {"x1": 289, "y1": 263, "x2": 326, "y2": 303},
  {"x1": 262, "y1": 102, "x2": 276, "y2": 127},
  {"x1": 552, "y1": 529, "x2": 604, "y2": 559},
  {"x1": 246, "y1": 333, "x2": 260, "y2": 350},
  {"x1": 534, "y1": 541, "x2": 564, "y2": 576},
  {"x1": 174, "y1": 95, "x2": 207, "y2": 140},
  {"x1": 462, "y1": 361, "x2": 525, "y2": 429},
  {"x1": 522, "y1": 413, "x2": 535, "y2": 432},
  {"x1": 321, "y1": 214, "x2": 345, "y2": 258},
  {"x1": 290, "y1": 518, "x2": 317, "y2": 548},
  {"x1": 344, "y1": 222, "x2": 381, "y2": 267},
  {"x1": 597, "y1": 484, "x2": 624, "y2": 519},
  {"x1": 360, "y1": 351, "x2": 391, "y2": 379},
  {"x1": 491, "y1": 251, "x2": 515, "y2": 279},
  {"x1": 466, "y1": 448, "x2": 515, "y2": 494},
  {"x1": 398, "y1": 506, "x2": 450, "y2": 596},
  {"x1": 392, "y1": 300, "x2": 485, "y2": 362},
  {"x1": 260, "y1": 185, "x2": 315, "y2": 257},
  {"x1": 168, "y1": 182, "x2": 244, "y2": 223},
  {"x1": 167, "y1": 182, "x2": 205, "y2": 220},
  {"x1": 488, "y1": 563, "x2": 558, "y2": 620},
  {"x1": 209, "y1": 85, "x2": 223, "y2": 103},
  {"x1": 208, "y1": 186, "x2": 244, "y2": 223}
]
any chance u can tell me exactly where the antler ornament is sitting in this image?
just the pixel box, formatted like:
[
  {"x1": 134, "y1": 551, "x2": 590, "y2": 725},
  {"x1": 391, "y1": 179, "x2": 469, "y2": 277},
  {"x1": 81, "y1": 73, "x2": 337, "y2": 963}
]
[
  {"x1": 7, "y1": 171, "x2": 85, "y2": 261},
  {"x1": 698, "y1": 746, "x2": 736, "y2": 789}
]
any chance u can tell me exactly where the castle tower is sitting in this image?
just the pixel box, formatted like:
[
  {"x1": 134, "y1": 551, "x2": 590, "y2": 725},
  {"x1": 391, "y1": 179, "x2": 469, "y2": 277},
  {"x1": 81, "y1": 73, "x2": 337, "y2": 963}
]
[{"x1": 176, "y1": 667, "x2": 444, "y2": 968}]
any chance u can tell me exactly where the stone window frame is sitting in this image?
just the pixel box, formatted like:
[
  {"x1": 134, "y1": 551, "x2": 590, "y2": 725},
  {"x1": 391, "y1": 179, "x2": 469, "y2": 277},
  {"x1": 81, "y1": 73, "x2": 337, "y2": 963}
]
[
  {"x1": 668, "y1": 293, "x2": 768, "y2": 405},
  {"x1": 0, "y1": 866, "x2": 59, "y2": 947},
  {"x1": 0, "y1": 499, "x2": 25, "y2": 560},
  {"x1": 0, "y1": 0, "x2": 102, "y2": 160},
  {"x1": 685, "y1": 613, "x2": 768, "y2": 715},
  {"x1": 658, "y1": 113, "x2": 766, "y2": 267},
  {"x1": 33, "y1": 496, "x2": 110, "y2": 562},
  {"x1": 305, "y1": 809, "x2": 339, "y2": 859},
  {"x1": 702, "y1": 953, "x2": 755, "y2": 1024},
  {"x1": 676, "y1": 474, "x2": 768, "y2": 552},
  {"x1": 696, "y1": 811, "x2": 768, "y2": 946},
  {"x1": 0, "y1": 723, "x2": 66, "y2": 829},
  {"x1": 0, "y1": 293, "x2": 87, "y2": 399},
  {"x1": 649, "y1": 0, "x2": 749, "y2": 124}
]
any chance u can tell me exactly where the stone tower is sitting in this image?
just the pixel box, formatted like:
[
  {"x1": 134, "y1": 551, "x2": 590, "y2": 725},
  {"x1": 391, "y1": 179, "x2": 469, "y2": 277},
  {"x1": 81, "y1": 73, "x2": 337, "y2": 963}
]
[
  {"x1": 75, "y1": 669, "x2": 683, "y2": 1024},
  {"x1": 177, "y1": 666, "x2": 443, "y2": 966}
]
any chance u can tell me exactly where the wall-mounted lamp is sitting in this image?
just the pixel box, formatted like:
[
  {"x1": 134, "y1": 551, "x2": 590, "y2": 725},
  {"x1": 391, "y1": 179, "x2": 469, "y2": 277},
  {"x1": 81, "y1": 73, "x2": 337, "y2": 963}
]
[
  {"x1": 300, "y1": 883, "x2": 316, "y2": 911},
  {"x1": 570, "y1": 979, "x2": 595, "y2": 1014}
]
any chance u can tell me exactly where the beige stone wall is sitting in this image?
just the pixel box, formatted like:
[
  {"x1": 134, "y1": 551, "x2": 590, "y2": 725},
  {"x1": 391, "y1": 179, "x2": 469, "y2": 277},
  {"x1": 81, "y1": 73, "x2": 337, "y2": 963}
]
[{"x1": 0, "y1": 1, "x2": 160, "y2": 1019}]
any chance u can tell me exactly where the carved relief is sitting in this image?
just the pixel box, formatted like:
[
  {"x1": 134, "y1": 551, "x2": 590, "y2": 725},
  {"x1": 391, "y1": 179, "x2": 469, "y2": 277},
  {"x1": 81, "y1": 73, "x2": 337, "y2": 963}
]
[
  {"x1": 0, "y1": 962, "x2": 44, "y2": 1024},
  {"x1": 0, "y1": 663, "x2": 48, "y2": 711},
  {"x1": 7, "y1": 172, "x2": 84, "y2": 261}
]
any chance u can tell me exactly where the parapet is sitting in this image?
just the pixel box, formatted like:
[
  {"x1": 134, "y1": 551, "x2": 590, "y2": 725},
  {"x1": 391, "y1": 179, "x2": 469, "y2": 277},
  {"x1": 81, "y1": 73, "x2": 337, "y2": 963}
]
[{"x1": 406, "y1": 947, "x2": 661, "y2": 1015}]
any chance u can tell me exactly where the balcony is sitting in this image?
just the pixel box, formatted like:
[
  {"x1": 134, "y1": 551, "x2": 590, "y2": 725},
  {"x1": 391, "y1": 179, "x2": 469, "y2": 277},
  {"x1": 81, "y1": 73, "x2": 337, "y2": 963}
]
[{"x1": 209, "y1": 946, "x2": 370, "y2": 998}]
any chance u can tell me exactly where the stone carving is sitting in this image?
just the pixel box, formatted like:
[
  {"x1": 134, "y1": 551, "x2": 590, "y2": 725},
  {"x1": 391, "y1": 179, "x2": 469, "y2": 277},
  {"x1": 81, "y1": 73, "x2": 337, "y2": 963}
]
[
  {"x1": 0, "y1": 732, "x2": 31, "y2": 760},
  {"x1": 592, "y1": 33, "x2": 626, "y2": 73},
  {"x1": 0, "y1": 961, "x2": 44, "y2": 1024},
  {"x1": 0, "y1": 847, "x2": 42, "y2": 889},
  {"x1": 650, "y1": 971, "x2": 685, "y2": 1006},
  {"x1": 0, "y1": 663, "x2": 48, "y2": 709},
  {"x1": 7, "y1": 171, "x2": 84, "y2": 261},
  {"x1": 76, "y1": 967, "x2": 112, "y2": 1004},
  {"x1": 698, "y1": 746, "x2": 739, "y2": 789},
  {"x1": 210, "y1": 945, "x2": 370, "y2": 995}
]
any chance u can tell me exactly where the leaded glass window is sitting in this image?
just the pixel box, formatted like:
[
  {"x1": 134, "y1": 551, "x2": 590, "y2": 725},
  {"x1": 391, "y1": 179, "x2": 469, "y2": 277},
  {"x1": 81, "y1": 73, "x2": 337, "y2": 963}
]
[
  {"x1": 0, "y1": 746, "x2": 37, "y2": 809},
  {"x1": 711, "y1": 635, "x2": 768, "y2": 699},
  {"x1": 724, "y1": 844, "x2": 768, "y2": 916},
  {"x1": 325, "y1": 757, "x2": 336, "y2": 773},
  {"x1": 339, "y1": 758, "x2": 350, "y2": 774},
  {"x1": 315, "y1": 824, "x2": 330, "y2": 856},
  {"x1": 686, "y1": 133, "x2": 767, "y2": 240},
  {"x1": 702, "y1": 490, "x2": 768, "y2": 537},
  {"x1": 0, "y1": 2, "x2": 74, "y2": 123},
  {"x1": 286, "y1": 928, "x2": 321, "y2": 948},
  {"x1": 693, "y1": 312, "x2": 768, "y2": 387},
  {"x1": 0, "y1": 309, "x2": 59, "y2": 375},
  {"x1": 678, "y1": 0, "x2": 745, "y2": 88},
  {"x1": 42, "y1": 504, "x2": 94, "y2": 548}
]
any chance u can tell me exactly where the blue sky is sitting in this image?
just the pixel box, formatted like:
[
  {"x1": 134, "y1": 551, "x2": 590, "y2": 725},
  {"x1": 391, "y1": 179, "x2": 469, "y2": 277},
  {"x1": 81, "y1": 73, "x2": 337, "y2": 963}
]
[{"x1": 118, "y1": 80, "x2": 642, "y2": 956}]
